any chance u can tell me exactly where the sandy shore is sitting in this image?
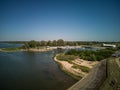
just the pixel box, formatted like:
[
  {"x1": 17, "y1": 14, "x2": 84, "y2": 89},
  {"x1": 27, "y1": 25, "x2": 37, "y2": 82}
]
[
  {"x1": 54, "y1": 54, "x2": 98, "y2": 79},
  {"x1": 27, "y1": 48, "x2": 53, "y2": 52},
  {"x1": 72, "y1": 58, "x2": 98, "y2": 69},
  {"x1": 54, "y1": 56, "x2": 85, "y2": 78}
]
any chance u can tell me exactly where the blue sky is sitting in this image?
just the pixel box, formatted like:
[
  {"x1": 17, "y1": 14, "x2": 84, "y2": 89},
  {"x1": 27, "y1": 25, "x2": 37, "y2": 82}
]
[{"x1": 0, "y1": 0, "x2": 120, "y2": 41}]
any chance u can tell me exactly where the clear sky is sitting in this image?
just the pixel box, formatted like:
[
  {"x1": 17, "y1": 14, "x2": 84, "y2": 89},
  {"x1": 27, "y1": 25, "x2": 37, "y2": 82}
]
[{"x1": 0, "y1": 0, "x2": 120, "y2": 41}]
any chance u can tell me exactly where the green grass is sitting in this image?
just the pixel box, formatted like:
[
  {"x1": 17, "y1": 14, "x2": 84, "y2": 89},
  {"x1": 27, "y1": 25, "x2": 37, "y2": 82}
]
[
  {"x1": 56, "y1": 54, "x2": 78, "y2": 63},
  {"x1": 72, "y1": 64, "x2": 90, "y2": 73},
  {"x1": 1, "y1": 48, "x2": 21, "y2": 51},
  {"x1": 100, "y1": 58, "x2": 120, "y2": 90}
]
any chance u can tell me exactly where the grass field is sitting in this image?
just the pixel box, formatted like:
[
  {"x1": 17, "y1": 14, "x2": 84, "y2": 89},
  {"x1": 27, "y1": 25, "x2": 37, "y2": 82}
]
[{"x1": 100, "y1": 57, "x2": 120, "y2": 90}]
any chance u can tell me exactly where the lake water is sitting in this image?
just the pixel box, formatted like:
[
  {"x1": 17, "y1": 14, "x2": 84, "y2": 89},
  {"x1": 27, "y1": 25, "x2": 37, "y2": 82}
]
[
  {"x1": 0, "y1": 43, "x2": 77, "y2": 90},
  {"x1": 0, "y1": 43, "x2": 23, "y2": 48}
]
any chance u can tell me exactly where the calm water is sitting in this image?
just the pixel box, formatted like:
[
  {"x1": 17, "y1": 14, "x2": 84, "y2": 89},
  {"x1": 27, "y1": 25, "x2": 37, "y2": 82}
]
[
  {"x1": 0, "y1": 43, "x2": 77, "y2": 90},
  {"x1": 0, "y1": 43, "x2": 23, "y2": 48}
]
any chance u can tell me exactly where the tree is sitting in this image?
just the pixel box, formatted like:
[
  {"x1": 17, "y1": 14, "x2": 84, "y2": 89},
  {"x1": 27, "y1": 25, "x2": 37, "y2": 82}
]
[
  {"x1": 22, "y1": 42, "x2": 29, "y2": 49},
  {"x1": 68, "y1": 42, "x2": 74, "y2": 46},
  {"x1": 57, "y1": 39, "x2": 65, "y2": 46},
  {"x1": 52, "y1": 40, "x2": 57, "y2": 46},
  {"x1": 47, "y1": 40, "x2": 52, "y2": 46},
  {"x1": 28, "y1": 40, "x2": 37, "y2": 48},
  {"x1": 40, "y1": 40, "x2": 47, "y2": 46}
]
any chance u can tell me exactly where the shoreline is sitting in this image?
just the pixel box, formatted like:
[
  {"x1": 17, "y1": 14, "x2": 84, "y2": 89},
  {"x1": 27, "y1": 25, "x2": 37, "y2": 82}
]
[
  {"x1": 0, "y1": 45, "x2": 105, "y2": 52},
  {"x1": 54, "y1": 54, "x2": 98, "y2": 80},
  {"x1": 0, "y1": 48, "x2": 53, "y2": 52},
  {"x1": 54, "y1": 55, "x2": 82, "y2": 80},
  {"x1": 0, "y1": 46, "x2": 82, "y2": 52}
]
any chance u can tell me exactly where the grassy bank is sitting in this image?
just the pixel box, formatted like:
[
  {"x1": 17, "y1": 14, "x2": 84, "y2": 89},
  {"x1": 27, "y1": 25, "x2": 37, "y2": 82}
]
[
  {"x1": 56, "y1": 54, "x2": 91, "y2": 73},
  {"x1": 72, "y1": 64, "x2": 90, "y2": 73},
  {"x1": 55, "y1": 54, "x2": 91, "y2": 80},
  {"x1": 100, "y1": 58, "x2": 120, "y2": 90}
]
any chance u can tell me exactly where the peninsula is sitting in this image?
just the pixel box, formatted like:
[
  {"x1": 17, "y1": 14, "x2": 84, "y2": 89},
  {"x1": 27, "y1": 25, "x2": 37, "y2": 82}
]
[{"x1": 0, "y1": 40, "x2": 120, "y2": 90}]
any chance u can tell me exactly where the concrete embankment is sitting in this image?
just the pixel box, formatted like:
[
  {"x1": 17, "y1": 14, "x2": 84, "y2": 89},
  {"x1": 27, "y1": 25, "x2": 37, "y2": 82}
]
[
  {"x1": 100, "y1": 57, "x2": 120, "y2": 90},
  {"x1": 68, "y1": 60, "x2": 107, "y2": 90}
]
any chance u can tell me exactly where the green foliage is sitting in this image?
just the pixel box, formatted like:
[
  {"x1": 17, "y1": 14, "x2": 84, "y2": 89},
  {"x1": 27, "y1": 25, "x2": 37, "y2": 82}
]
[
  {"x1": 56, "y1": 54, "x2": 78, "y2": 62},
  {"x1": 2, "y1": 41, "x2": 120, "y2": 47},
  {"x1": 65, "y1": 49, "x2": 115, "y2": 61},
  {"x1": 22, "y1": 39, "x2": 65, "y2": 48},
  {"x1": 47, "y1": 40, "x2": 52, "y2": 46},
  {"x1": 2, "y1": 48, "x2": 20, "y2": 51},
  {"x1": 22, "y1": 40, "x2": 39, "y2": 48},
  {"x1": 40, "y1": 40, "x2": 47, "y2": 46},
  {"x1": 57, "y1": 39, "x2": 65, "y2": 46},
  {"x1": 22, "y1": 40, "x2": 40, "y2": 49},
  {"x1": 72, "y1": 65, "x2": 90, "y2": 73},
  {"x1": 117, "y1": 46, "x2": 120, "y2": 50},
  {"x1": 29, "y1": 40, "x2": 37, "y2": 47},
  {"x1": 52, "y1": 40, "x2": 57, "y2": 46},
  {"x1": 22, "y1": 42, "x2": 29, "y2": 49}
]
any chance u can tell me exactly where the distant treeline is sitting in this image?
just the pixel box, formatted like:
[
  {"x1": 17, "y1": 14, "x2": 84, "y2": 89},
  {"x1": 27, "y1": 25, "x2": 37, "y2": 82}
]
[
  {"x1": 1, "y1": 40, "x2": 120, "y2": 45},
  {"x1": 22, "y1": 39, "x2": 106, "y2": 49},
  {"x1": 65, "y1": 49, "x2": 116, "y2": 61},
  {"x1": 1, "y1": 39, "x2": 120, "y2": 48},
  {"x1": 22, "y1": 39, "x2": 120, "y2": 48}
]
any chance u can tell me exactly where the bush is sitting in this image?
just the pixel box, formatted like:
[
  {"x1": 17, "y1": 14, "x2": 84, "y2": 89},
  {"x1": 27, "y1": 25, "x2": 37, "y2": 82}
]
[
  {"x1": 65, "y1": 49, "x2": 115, "y2": 61},
  {"x1": 56, "y1": 54, "x2": 78, "y2": 62},
  {"x1": 72, "y1": 65, "x2": 90, "y2": 73}
]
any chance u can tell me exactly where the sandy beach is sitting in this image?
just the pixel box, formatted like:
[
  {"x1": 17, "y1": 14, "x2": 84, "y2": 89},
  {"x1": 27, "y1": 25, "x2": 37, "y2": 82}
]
[
  {"x1": 54, "y1": 54, "x2": 98, "y2": 79},
  {"x1": 72, "y1": 58, "x2": 98, "y2": 69},
  {"x1": 27, "y1": 48, "x2": 53, "y2": 52}
]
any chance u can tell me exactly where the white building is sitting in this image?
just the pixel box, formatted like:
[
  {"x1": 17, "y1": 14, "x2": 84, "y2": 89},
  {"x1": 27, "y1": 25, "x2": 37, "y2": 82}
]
[{"x1": 103, "y1": 43, "x2": 116, "y2": 48}]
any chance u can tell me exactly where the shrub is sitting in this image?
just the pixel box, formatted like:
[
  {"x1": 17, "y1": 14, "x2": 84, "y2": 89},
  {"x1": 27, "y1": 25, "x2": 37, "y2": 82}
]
[
  {"x1": 56, "y1": 54, "x2": 78, "y2": 62},
  {"x1": 72, "y1": 65, "x2": 90, "y2": 73},
  {"x1": 65, "y1": 49, "x2": 115, "y2": 61}
]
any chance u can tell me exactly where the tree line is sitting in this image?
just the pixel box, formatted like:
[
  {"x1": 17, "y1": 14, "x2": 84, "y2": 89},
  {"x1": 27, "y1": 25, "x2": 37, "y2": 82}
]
[
  {"x1": 22, "y1": 39, "x2": 90, "y2": 48},
  {"x1": 22, "y1": 39, "x2": 66, "y2": 48},
  {"x1": 21, "y1": 39, "x2": 120, "y2": 49}
]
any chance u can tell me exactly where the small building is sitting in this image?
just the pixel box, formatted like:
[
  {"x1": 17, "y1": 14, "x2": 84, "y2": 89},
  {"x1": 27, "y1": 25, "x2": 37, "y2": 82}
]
[{"x1": 103, "y1": 43, "x2": 116, "y2": 48}]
